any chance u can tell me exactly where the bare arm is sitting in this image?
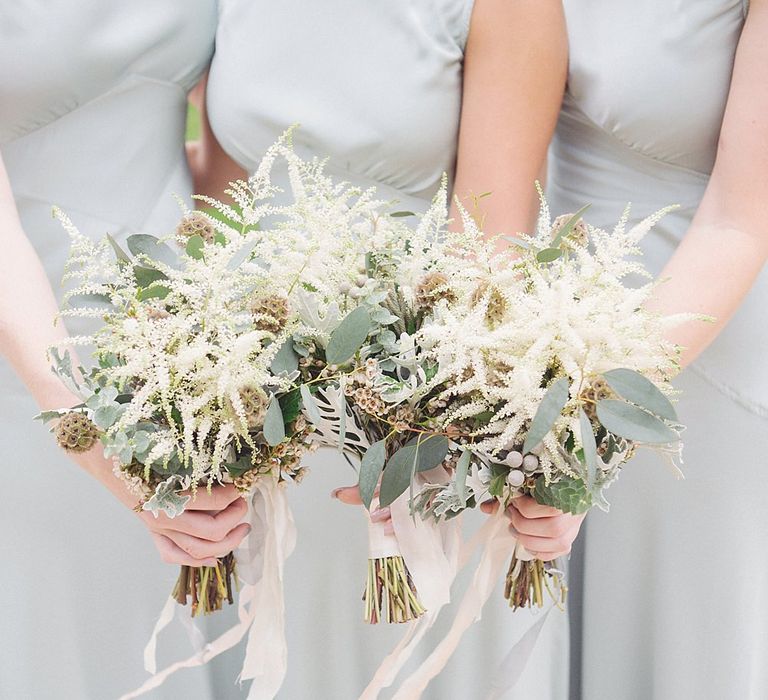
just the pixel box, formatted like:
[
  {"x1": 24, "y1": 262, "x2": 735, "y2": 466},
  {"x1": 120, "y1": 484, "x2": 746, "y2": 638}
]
[
  {"x1": 646, "y1": 0, "x2": 768, "y2": 367},
  {"x1": 186, "y1": 72, "x2": 247, "y2": 200},
  {"x1": 452, "y1": 0, "x2": 567, "y2": 239}
]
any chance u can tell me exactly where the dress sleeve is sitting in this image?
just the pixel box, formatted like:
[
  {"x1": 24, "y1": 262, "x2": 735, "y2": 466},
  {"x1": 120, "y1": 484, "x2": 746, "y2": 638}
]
[{"x1": 457, "y1": 0, "x2": 476, "y2": 49}]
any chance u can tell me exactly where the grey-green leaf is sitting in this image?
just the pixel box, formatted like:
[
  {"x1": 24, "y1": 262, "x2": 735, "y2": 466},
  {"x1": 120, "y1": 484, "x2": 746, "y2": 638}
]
[
  {"x1": 359, "y1": 440, "x2": 387, "y2": 510},
  {"x1": 596, "y1": 399, "x2": 679, "y2": 444},
  {"x1": 127, "y1": 234, "x2": 179, "y2": 268},
  {"x1": 550, "y1": 204, "x2": 591, "y2": 247},
  {"x1": 579, "y1": 408, "x2": 598, "y2": 492},
  {"x1": 455, "y1": 449, "x2": 472, "y2": 505},
  {"x1": 134, "y1": 266, "x2": 168, "y2": 287},
  {"x1": 602, "y1": 368, "x2": 677, "y2": 422},
  {"x1": 536, "y1": 247, "x2": 563, "y2": 263},
  {"x1": 523, "y1": 377, "x2": 570, "y2": 454},
  {"x1": 379, "y1": 434, "x2": 449, "y2": 507},
  {"x1": 107, "y1": 234, "x2": 132, "y2": 264},
  {"x1": 299, "y1": 384, "x2": 323, "y2": 426},
  {"x1": 326, "y1": 306, "x2": 372, "y2": 365},
  {"x1": 390, "y1": 211, "x2": 416, "y2": 218},
  {"x1": 263, "y1": 396, "x2": 286, "y2": 446},
  {"x1": 271, "y1": 340, "x2": 299, "y2": 375},
  {"x1": 137, "y1": 286, "x2": 171, "y2": 301},
  {"x1": 185, "y1": 234, "x2": 205, "y2": 260}
]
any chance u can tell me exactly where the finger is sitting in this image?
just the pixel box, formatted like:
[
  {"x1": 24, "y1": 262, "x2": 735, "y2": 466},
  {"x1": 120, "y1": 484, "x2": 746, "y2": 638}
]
[
  {"x1": 370, "y1": 506, "x2": 391, "y2": 523},
  {"x1": 510, "y1": 495, "x2": 564, "y2": 519},
  {"x1": 480, "y1": 500, "x2": 500, "y2": 515},
  {"x1": 167, "y1": 522, "x2": 251, "y2": 561},
  {"x1": 512, "y1": 529, "x2": 573, "y2": 556},
  {"x1": 152, "y1": 497, "x2": 248, "y2": 541},
  {"x1": 332, "y1": 485, "x2": 364, "y2": 505},
  {"x1": 182, "y1": 483, "x2": 242, "y2": 511},
  {"x1": 384, "y1": 520, "x2": 395, "y2": 536},
  {"x1": 151, "y1": 532, "x2": 219, "y2": 568},
  {"x1": 509, "y1": 509, "x2": 575, "y2": 539}
]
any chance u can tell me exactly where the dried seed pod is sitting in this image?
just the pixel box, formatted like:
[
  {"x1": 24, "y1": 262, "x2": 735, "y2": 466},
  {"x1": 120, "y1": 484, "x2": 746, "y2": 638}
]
[
  {"x1": 415, "y1": 271, "x2": 456, "y2": 310},
  {"x1": 471, "y1": 281, "x2": 507, "y2": 326},
  {"x1": 551, "y1": 213, "x2": 590, "y2": 248},
  {"x1": 250, "y1": 293, "x2": 290, "y2": 334},
  {"x1": 238, "y1": 385, "x2": 269, "y2": 428},
  {"x1": 55, "y1": 412, "x2": 100, "y2": 453},
  {"x1": 176, "y1": 211, "x2": 216, "y2": 244}
]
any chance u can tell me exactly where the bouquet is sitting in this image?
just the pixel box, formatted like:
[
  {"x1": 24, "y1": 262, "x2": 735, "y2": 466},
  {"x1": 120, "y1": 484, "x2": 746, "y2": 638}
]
[{"x1": 38, "y1": 155, "x2": 317, "y2": 616}]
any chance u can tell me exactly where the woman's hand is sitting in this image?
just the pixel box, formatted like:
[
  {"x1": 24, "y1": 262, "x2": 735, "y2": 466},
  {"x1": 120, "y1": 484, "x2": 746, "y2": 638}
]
[
  {"x1": 73, "y1": 447, "x2": 251, "y2": 567},
  {"x1": 332, "y1": 485, "x2": 394, "y2": 535},
  {"x1": 143, "y1": 485, "x2": 250, "y2": 568},
  {"x1": 481, "y1": 496, "x2": 585, "y2": 561}
]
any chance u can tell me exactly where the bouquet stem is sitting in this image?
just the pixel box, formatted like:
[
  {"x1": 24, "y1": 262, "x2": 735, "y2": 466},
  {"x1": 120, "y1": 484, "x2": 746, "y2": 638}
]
[
  {"x1": 172, "y1": 552, "x2": 238, "y2": 616},
  {"x1": 504, "y1": 550, "x2": 567, "y2": 610},
  {"x1": 364, "y1": 555, "x2": 425, "y2": 624}
]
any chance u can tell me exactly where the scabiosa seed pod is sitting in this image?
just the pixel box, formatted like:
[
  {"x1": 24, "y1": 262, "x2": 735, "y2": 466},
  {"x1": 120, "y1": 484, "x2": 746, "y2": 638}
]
[
  {"x1": 55, "y1": 412, "x2": 100, "y2": 453},
  {"x1": 238, "y1": 385, "x2": 269, "y2": 428},
  {"x1": 250, "y1": 293, "x2": 290, "y2": 334},
  {"x1": 176, "y1": 211, "x2": 216, "y2": 244},
  {"x1": 551, "y1": 213, "x2": 589, "y2": 248},
  {"x1": 471, "y1": 282, "x2": 508, "y2": 327},
  {"x1": 415, "y1": 271, "x2": 456, "y2": 310},
  {"x1": 580, "y1": 378, "x2": 613, "y2": 420}
]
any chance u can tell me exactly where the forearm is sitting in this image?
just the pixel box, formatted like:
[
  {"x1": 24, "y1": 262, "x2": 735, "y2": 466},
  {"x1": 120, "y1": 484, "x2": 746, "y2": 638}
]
[{"x1": 647, "y1": 222, "x2": 767, "y2": 368}]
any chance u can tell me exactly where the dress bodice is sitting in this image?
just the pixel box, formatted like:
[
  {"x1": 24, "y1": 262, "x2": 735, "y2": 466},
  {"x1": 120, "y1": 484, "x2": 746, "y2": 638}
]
[
  {"x1": 549, "y1": 0, "x2": 765, "y2": 415},
  {"x1": 0, "y1": 0, "x2": 217, "y2": 233},
  {"x1": 207, "y1": 0, "x2": 474, "y2": 210}
]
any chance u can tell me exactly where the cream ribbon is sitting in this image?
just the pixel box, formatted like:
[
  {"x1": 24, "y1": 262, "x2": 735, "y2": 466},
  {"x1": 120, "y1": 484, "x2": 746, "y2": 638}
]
[{"x1": 119, "y1": 477, "x2": 296, "y2": 700}]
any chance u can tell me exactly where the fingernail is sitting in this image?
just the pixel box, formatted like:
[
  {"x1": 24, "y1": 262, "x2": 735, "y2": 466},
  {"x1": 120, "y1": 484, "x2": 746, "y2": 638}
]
[
  {"x1": 330, "y1": 488, "x2": 342, "y2": 500},
  {"x1": 371, "y1": 507, "x2": 391, "y2": 522}
]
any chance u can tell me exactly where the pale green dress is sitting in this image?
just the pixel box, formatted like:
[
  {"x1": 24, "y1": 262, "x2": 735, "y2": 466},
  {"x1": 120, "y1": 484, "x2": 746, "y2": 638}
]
[
  {"x1": 207, "y1": 1, "x2": 569, "y2": 698},
  {"x1": 0, "y1": 3, "x2": 241, "y2": 698},
  {"x1": 548, "y1": 1, "x2": 768, "y2": 698}
]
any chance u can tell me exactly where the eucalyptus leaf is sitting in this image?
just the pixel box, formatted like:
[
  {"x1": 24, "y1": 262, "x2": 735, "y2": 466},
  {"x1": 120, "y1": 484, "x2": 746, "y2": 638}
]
[
  {"x1": 602, "y1": 368, "x2": 677, "y2": 421},
  {"x1": 536, "y1": 247, "x2": 563, "y2": 263},
  {"x1": 455, "y1": 449, "x2": 472, "y2": 506},
  {"x1": 551, "y1": 204, "x2": 591, "y2": 247},
  {"x1": 326, "y1": 306, "x2": 372, "y2": 365},
  {"x1": 137, "y1": 285, "x2": 171, "y2": 301},
  {"x1": 271, "y1": 340, "x2": 299, "y2": 375},
  {"x1": 379, "y1": 434, "x2": 449, "y2": 507},
  {"x1": 523, "y1": 377, "x2": 570, "y2": 454},
  {"x1": 67, "y1": 293, "x2": 114, "y2": 310},
  {"x1": 227, "y1": 240, "x2": 260, "y2": 270},
  {"x1": 390, "y1": 211, "x2": 415, "y2": 218},
  {"x1": 579, "y1": 408, "x2": 598, "y2": 492},
  {"x1": 134, "y1": 266, "x2": 168, "y2": 288},
  {"x1": 263, "y1": 396, "x2": 286, "y2": 446},
  {"x1": 185, "y1": 234, "x2": 205, "y2": 260},
  {"x1": 300, "y1": 384, "x2": 323, "y2": 425},
  {"x1": 106, "y1": 234, "x2": 131, "y2": 264},
  {"x1": 359, "y1": 440, "x2": 386, "y2": 510},
  {"x1": 127, "y1": 234, "x2": 179, "y2": 268},
  {"x1": 596, "y1": 399, "x2": 678, "y2": 444},
  {"x1": 279, "y1": 389, "x2": 302, "y2": 425}
]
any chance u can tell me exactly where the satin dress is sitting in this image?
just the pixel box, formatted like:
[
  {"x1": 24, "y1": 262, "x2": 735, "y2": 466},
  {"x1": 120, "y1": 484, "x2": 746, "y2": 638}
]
[
  {"x1": 548, "y1": 2, "x2": 768, "y2": 698},
  {"x1": 0, "y1": 3, "x2": 245, "y2": 698}
]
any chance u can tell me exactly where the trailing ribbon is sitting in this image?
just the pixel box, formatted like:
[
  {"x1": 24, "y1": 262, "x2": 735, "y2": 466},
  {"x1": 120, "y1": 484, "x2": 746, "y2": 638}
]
[{"x1": 120, "y1": 478, "x2": 296, "y2": 700}]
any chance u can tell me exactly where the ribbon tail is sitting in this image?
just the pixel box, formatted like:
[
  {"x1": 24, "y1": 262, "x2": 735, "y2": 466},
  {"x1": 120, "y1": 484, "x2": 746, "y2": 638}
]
[
  {"x1": 391, "y1": 509, "x2": 515, "y2": 700},
  {"x1": 240, "y1": 480, "x2": 297, "y2": 700},
  {"x1": 143, "y1": 595, "x2": 177, "y2": 675}
]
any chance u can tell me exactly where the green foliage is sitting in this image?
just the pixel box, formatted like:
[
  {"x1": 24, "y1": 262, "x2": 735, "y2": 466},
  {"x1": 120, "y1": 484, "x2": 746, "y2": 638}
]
[
  {"x1": 271, "y1": 340, "x2": 299, "y2": 375},
  {"x1": 578, "y1": 408, "x2": 598, "y2": 491},
  {"x1": 126, "y1": 234, "x2": 179, "y2": 268},
  {"x1": 326, "y1": 306, "x2": 372, "y2": 365},
  {"x1": 278, "y1": 388, "x2": 302, "y2": 425},
  {"x1": 536, "y1": 247, "x2": 563, "y2": 263},
  {"x1": 454, "y1": 449, "x2": 472, "y2": 505},
  {"x1": 134, "y1": 266, "x2": 168, "y2": 288},
  {"x1": 602, "y1": 368, "x2": 677, "y2": 422},
  {"x1": 379, "y1": 434, "x2": 449, "y2": 507},
  {"x1": 596, "y1": 399, "x2": 678, "y2": 444},
  {"x1": 550, "y1": 204, "x2": 591, "y2": 247},
  {"x1": 533, "y1": 475, "x2": 593, "y2": 515},
  {"x1": 263, "y1": 396, "x2": 286, "y2": 446},
  {"x1": 523, "y1": 377, "x2": 570, "y2": 454},
  {"x1": 185, "y1": 234, "x2": 205, "y2": 260},
  {"x1": 358, "y1": 440, "x2": 387, "y2": 510}
]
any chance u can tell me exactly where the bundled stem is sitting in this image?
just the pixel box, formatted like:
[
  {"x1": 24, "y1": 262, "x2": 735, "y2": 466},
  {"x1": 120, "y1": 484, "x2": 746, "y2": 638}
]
[
  {"x1": 504, "y1": 552, "x2": 567, "y2": 611},
  {"x1": 172, "y1": 552, "x2": 238, "y2": 616},
  {"x1": 363, "y1": 556, "x2": 425, "y2": 624}
]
